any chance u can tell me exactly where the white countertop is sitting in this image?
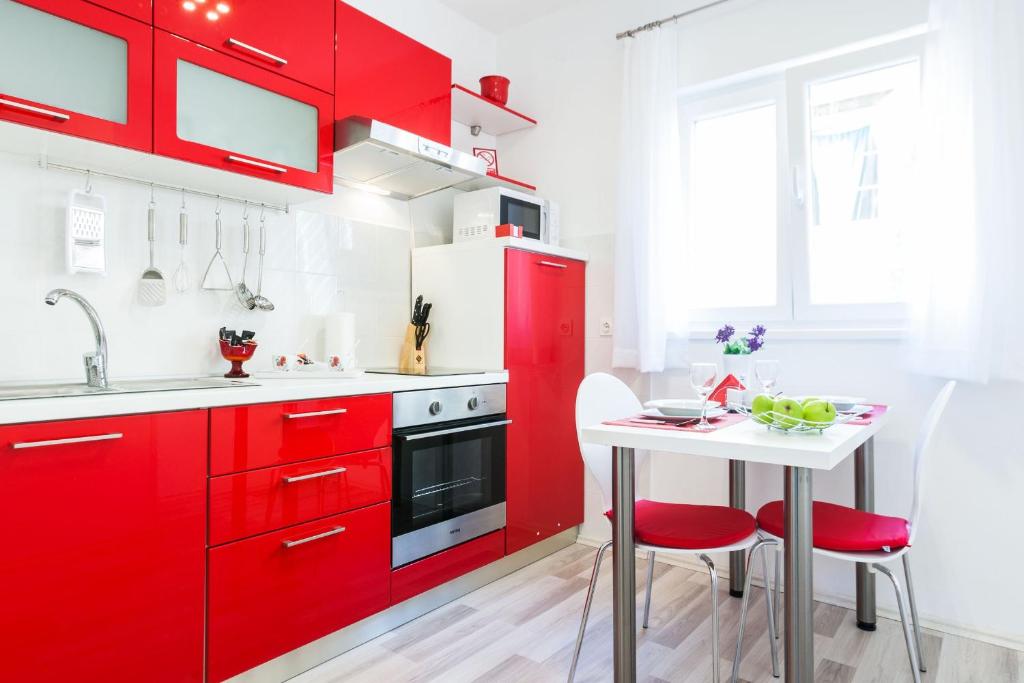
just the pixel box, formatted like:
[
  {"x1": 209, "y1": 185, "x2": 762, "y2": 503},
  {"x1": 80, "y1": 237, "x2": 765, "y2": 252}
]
[
  {"x1": 413, "y1": 236, "x2": 588, "y2": 262},
  {"x1": 0, "y1": 372, "x2": 509, "y2": 426}
]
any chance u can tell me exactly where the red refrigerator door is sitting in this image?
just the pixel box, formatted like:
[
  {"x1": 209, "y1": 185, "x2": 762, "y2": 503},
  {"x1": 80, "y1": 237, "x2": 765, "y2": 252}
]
[{"x1": 505, "y1": 249, "x2": 586, "y2": 554}]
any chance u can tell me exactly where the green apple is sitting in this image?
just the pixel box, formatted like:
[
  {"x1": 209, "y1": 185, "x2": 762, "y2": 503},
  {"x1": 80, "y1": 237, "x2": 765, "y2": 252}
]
[
  {"x1": 800, "y1": 396, "x2": 820, "y2": 409},
  {"x1": 802, "y1": 400, "x2": 837, "y2": 427},
  {"x1": 772, "y1": 397, "x2": 804, "y2": 429},
  {"x1": 751, "y1": 394, "x2": 775, "y2": 424}
]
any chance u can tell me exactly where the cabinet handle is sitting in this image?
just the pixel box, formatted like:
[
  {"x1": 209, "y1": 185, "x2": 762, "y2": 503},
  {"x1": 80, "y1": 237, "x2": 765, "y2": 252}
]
[
  {"x1": 537, "y1": 260, "x2": 567, "y2": 269},
  {"x1": 226, "y1": 155, "x2": 287, "y2": 174},
  {"x1": 11, "y1": 433, "x2": 123, "y2": 450},
  {"x1": 282, "y1": 526, "x2": 345, "y2": 549},
  {"x1": 282, "y1": 467, "x2": 347, "y2": 484},
  {"x1": 0, "y1": 98, "x2": 70, "y2": 122},
  {"x1": 403, "y1": 419, "x2": 511, "y2": 441},
  {"x1": 226, "y1": 38, "x2": 288, "y2": 66},
  {"x1": 284, "y1": 408, "x2": 348, "y2": 420}
]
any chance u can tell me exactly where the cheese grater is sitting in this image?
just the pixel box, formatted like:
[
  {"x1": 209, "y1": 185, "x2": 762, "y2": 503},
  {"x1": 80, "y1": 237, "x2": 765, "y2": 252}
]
[{"x1": 66, "y1": 188, "x2": 106, "y2": 275}]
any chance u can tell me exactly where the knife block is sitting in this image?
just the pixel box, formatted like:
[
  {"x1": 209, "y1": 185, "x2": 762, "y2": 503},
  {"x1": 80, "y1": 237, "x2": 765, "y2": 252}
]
[{"x1": 398, "y1": 324, "x2": 427, "y2": 375}]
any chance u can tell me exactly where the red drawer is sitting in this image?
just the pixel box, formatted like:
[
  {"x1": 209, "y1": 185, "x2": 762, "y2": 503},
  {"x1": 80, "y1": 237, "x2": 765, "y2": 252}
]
[
  {"x1": 155, "y1": 0, "x2": 334, "y2": 92},
  {"x1": 210, "y1": 393, "x2": 391, "y2": 475},
  {"x1": 207, "y1": 503, "x2": 391, "y2": 682},
  {"x1": 391, "y1": 530, "x2": 505, "y2": 605},
  {"x1": 209, "y1": 447, "x2": 392, "y2": 545}
]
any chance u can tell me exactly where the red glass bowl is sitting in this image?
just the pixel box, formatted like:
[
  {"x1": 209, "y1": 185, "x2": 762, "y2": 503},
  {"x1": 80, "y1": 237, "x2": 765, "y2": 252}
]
[
  {"x1": 219, "y1": 339, "x2": 258, "y2": 378},
  {"x1": 479, "y1": 75, "x2": 510, "y2": 105}
]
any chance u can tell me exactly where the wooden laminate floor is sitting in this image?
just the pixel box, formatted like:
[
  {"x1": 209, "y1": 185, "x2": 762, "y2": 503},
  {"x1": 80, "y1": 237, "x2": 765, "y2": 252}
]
[{"x1": 293, "y1": 544, "x2": 1024, "y2": 683}]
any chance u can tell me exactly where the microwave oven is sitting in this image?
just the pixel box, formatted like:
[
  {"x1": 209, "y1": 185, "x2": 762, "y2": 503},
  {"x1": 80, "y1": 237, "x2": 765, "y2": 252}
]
[{"x1": 453, "y1": 187, "x2": 559, "y2": 244}]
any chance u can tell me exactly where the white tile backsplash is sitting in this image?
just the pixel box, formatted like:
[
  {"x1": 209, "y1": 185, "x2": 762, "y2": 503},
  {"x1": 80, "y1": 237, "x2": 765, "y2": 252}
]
[{"x1": 0, "y1": 150, "x2": 413, "y2": 382}]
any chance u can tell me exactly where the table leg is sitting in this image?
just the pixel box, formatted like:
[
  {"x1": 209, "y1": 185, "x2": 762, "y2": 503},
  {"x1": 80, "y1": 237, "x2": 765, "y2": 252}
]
[
  {"x1": 612, "y1": 446, "x2": 636, "y2": 683},
  {"x1": 729, "y1": 459, "x2": 746, "y2": 597},
  {"x1": 785, "y1": 466, "x2": 815, "y2": 682},
  {"x1": 855, "y1": 438, "x2": 877, "y2": 631}
]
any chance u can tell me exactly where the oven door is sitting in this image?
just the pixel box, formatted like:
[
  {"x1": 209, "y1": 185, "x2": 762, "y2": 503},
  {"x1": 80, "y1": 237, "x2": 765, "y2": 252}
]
[{"x1": 391, "y1": 416, "x2": 508, "y2": 567}]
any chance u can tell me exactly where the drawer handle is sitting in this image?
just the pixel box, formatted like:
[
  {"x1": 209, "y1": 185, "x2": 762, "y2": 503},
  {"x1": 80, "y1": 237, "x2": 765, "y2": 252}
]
[
  {"x1": 282, "y1": 467, "x2": 347, "y2": 484},
  {"x1": 12, "y1": 433, "x2": 123, "y2": 450},
  {"x1": 0, "y1": 97, "x2": 71, "y2": 122},
  {"x1": 282, "y1": 526, "x2": 345, "y2": 549},
  {"x1": 226, "y1": 38, "x2": 288, "y2": 66},
  {"x1": 403, "y1": 419, "x2": 511, "y2": 441},
  {"x1": 284, "y1": 408, "x2": 348, "y2": 420},
  {"x1": 537, "y1": 260, "x2": 567, "y2": 269},
  {"x1": 226, "y1": 155, "x2": 288, "y2": 174}
]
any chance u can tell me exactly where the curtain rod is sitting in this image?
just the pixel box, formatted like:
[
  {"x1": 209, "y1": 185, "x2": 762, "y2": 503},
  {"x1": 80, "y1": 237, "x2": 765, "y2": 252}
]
[{"x1": 616, "y1": 0, "x2": 733, "y2": 40}]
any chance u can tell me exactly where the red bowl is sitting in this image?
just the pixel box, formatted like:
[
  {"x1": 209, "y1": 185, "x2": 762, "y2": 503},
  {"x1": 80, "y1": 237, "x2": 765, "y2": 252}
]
[
  {"x1": 219, "y1": 339, "x2": 257, "y2": 378},
  {"x1": 479, "y1": 75, "x2": 510, "y2": 105}
]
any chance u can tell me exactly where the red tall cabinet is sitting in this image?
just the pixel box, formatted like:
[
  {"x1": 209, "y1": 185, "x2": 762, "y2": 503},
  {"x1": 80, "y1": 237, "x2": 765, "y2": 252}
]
[{"x1": 412, "y1": 241, "x2": 586, "y2": 556}]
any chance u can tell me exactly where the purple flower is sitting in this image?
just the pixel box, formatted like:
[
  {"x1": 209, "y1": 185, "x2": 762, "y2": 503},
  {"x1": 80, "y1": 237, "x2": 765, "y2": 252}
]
[
  {"x1": 715, "y1": 325, "x2": 735, "y2": 344},
  {"x1": 750, "y1": 324, "x2": 767, "y2": 337},
  {"x1": 748, "y1": 335, "x2": 764, "y2": 352}
]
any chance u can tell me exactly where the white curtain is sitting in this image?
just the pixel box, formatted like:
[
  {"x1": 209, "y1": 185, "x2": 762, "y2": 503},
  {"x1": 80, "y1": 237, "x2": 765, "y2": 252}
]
[
  {"x1": 613, "y1": 26, "x2": 687, "y2": 373},
  {"x1": 906, "y1": 0, "x2": 1024, "y2": 383}
]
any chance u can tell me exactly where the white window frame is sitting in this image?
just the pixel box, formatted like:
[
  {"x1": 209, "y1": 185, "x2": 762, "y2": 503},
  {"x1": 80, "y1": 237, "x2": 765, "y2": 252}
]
[{"x1": 676, "y1": 37, "x2": 924, "y2": 331}]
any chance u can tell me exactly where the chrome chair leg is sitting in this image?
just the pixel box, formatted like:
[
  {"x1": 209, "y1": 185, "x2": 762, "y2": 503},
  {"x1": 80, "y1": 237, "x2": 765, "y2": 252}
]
[
  {"x1": 731, "y1": 540, "x2": 779, "y2": 683},
  {"x1": 568, "y1": 540, "x2": 612, "y2": 683},
  {"x1": 759, "y1": 541, "x2": 780, "y2": 677},
  {"x1": 903, "y1": 554, "x2": 927, "y2": 672},
  {"x1": 699, "y1": 554, "x2": 720, "y2": 683},
  {"x1": 773, "y1": 545, "x2": 781, "y2": 639},
  {"x1": 643, "y1": 550, "x2": 656, "y2": 629},
  {"x1": 875, "y1": 563, "x2": 922, "y2": 683}
]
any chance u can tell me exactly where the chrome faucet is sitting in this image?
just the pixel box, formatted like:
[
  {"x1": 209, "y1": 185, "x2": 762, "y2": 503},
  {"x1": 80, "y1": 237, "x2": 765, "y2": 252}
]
[{"x1": 44, "y1": 289, "x2": 109, "y2": 389}]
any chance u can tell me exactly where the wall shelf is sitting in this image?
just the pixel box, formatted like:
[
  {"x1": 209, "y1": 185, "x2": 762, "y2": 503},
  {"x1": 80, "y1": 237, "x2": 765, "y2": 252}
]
[
  {"x1": 458, "y1": 172, "x2": 537, "y2": 193},
  {"x1": 451, "y1": 84, "x2": 537, "y2": 137}
]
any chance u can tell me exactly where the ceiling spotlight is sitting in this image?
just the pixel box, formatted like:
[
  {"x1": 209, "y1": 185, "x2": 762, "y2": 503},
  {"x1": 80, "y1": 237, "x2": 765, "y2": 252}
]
[
  {"x1": 206, "y1": 9, "x2": 218, "y2": 20},
  {"x1": 216, "y1": 2, "x2": 230, "y2": 12}
]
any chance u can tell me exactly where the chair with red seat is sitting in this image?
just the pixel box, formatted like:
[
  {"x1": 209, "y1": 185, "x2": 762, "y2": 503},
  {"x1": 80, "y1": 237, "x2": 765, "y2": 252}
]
[
  {"x1": 733, "y1": 381, "x2": 956, "y2": 683},
  {"x1": 570, "y1": 373, "x2": 780, "y2": 682}
]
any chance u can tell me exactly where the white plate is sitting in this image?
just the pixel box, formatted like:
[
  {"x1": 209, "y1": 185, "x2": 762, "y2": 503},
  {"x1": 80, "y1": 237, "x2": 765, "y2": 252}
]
[
  {"x1": 644, "y1": 399, "x2": 721, "y2": 417},
  {"x1": 641, "y1": 407, "x2": 727, "y2": 422},
  {"x1": 794, "y1": 395, "x2": 867, "y2": 412}
]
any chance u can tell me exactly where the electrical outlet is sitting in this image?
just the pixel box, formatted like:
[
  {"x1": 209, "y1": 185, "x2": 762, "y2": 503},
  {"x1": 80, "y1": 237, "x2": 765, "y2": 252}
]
[{"x1": 600, "y1": 318, "x2": 613, "y2": 336}]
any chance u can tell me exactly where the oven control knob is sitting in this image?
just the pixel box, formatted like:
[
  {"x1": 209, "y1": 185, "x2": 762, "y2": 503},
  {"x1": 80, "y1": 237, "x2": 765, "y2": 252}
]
[
  {"x1": 429, "y1": 400, "x2": 443, "y2": 416},
  {"x1": 467, "y1": 397, "x2": 479, "y2": 411}
]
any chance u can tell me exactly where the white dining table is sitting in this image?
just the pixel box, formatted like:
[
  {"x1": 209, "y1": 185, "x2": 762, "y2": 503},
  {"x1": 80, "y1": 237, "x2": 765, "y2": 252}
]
[{"x1": 580, "y1": 411, "x2": 890, "y2": 682}]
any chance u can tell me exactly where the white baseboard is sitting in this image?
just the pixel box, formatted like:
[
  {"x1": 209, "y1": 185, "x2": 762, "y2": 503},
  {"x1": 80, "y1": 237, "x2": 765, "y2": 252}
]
[{"x1": 575, "y1": 534, "x2": 1024, "y2": 653}]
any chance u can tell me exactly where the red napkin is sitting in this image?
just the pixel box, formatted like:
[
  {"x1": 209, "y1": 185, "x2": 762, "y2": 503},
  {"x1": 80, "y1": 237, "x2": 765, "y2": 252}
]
[{"x1": 709, "y1": 373, "x2": 745, "y2": 405}]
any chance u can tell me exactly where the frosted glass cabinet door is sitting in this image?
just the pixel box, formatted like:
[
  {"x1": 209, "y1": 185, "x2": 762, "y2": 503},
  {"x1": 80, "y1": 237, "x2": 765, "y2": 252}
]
[
  {"x1": 154, "y1": 30, "x2": 334, "y2": 193},
  {"x1": 0, "y1": 0, "x2": 152, "y2": 151}
]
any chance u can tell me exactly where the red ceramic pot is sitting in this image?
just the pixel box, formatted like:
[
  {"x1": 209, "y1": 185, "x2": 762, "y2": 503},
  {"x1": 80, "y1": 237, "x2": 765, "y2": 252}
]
[
  {"x1": 219, "y1": 339, "x2": 258, "y2": 378},
  {"x1": 479, "y1": 75, "x2": 510, "y2": 105}
]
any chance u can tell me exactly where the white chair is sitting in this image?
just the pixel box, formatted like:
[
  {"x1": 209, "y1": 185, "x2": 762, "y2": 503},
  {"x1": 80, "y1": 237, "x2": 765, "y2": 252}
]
[
  {"x1": 570, "y1": 373, "x2": 780, "y2": 683},
  {"x1": 734, "y1": 380, "x2": 956, "y2": 683}
]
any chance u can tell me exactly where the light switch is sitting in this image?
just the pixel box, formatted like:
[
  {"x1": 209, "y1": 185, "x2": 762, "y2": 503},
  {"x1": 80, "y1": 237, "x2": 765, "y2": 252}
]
[{"x1": 600, "y1": 318, "x2": 613, "y2": 336}]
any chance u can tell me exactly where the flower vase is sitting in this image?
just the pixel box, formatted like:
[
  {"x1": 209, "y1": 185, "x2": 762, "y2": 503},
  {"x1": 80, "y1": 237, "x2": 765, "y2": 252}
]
[{"x1": 722, "y1": 353, "x2": 752, "y2": 388}]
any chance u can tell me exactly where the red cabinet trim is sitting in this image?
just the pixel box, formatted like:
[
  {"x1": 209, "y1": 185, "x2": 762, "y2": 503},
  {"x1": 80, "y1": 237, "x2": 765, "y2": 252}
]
[
  {"x1": 86, "y1": 0, "x2": 151, "y2": 23},
  {"x1": 391, "y1": 530, "x2": 505, "y2": 605},
  {"x1": 2, "y1": 0, "x2": 152, "y2": 152},
  {"x1": 153, "y1": 29, "x2": 333, "y2": 193}
]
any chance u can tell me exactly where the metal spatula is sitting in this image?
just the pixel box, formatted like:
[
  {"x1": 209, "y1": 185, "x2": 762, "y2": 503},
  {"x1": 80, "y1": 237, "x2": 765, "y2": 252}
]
[
  {"x1": 201, "y1": 206, "x2": 233, "y2": 291},
  {"x1": 138, "y1": 196, "x2": 167, "y2": 307}
]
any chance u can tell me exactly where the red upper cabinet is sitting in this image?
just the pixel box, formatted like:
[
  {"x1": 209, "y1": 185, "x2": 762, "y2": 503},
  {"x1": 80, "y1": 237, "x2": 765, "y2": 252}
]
[
  {"x1": 0, "y1": 0, "x2": 153, "y2": 152},
  {"x1": 336, "y1": 1, "x2": 452, "y2": 145},
  {"x1": 153, "y1": 30, "x2": 334, "y2": 192},
  {"x1": 155, "y1": 0, "x2": 334, "y2": 92},
  {"x1": 0, "y1": 411, "x2": 207, "y2": 682},
  {"x1": 504, "y1": 250, "x2": 586, "y2": 554},
  {"x1": 87, "y1": 0, "x2": 151, "y2": 23}
]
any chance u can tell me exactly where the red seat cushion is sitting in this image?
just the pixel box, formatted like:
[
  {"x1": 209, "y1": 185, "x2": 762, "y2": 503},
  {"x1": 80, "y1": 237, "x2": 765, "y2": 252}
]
[
  {"x1": 756, "y1": 500, "x2": 910, "y2": 552},
  {"x1": 604, "y1": 499, "x2": 756, "y2": 550}
]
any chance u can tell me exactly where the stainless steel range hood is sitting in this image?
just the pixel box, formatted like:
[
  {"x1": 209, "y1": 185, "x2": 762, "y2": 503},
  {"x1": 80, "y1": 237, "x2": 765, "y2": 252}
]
[{"x1": 333, "y1": 117, "x2": 487, "y2": 200}]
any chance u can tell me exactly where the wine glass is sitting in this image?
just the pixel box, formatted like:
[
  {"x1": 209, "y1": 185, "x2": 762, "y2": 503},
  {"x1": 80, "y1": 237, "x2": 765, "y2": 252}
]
[
  {"x1": 755, "y1": 359, "x2": 780, "y2": 395},
  {"x1": 689, "y1": 362, "x2": 719, "y2": 432}
]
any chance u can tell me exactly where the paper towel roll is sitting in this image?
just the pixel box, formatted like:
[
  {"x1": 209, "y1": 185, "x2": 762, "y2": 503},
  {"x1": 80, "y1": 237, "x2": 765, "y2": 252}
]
[{"x1": 324, "y1": 312, "x2": 357, "y2": 358}]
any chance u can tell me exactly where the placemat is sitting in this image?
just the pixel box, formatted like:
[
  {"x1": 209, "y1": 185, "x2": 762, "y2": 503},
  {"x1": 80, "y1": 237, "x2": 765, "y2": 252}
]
[
  {"x1": 603, "y1": 412, "x2": 748, "y2": 432},
  {"x1": 845, "y1": 404, "x2": 888, "y2": 425}
]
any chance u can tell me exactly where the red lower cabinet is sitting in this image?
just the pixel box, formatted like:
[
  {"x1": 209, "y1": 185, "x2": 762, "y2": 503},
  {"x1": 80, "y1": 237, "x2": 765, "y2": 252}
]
[
  {"x1": 0, "y1": 411, "x2": 207, "y2": 683},
  {"x1": 391, "y1": 530, "x2": 506, "y2": 605},
  {"x1": 207, "y1": 503, "x2": 392, "y2": 682}
]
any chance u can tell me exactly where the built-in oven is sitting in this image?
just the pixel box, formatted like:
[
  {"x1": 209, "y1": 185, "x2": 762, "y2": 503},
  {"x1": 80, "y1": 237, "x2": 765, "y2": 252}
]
[{"x1": 391, "y1": 384, "x2": 508, "y2": 568}]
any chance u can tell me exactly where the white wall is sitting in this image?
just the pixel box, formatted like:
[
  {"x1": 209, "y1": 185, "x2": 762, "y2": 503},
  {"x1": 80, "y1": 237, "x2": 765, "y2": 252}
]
[{"x1": 497, "y1": 0, "x2": 1024, "y2": 649}]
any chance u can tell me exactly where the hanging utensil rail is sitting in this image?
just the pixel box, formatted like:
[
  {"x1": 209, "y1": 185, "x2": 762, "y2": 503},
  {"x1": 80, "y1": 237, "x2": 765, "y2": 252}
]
[{"x1": 40, "y1": 158, "x2": 289, "y2": 214}]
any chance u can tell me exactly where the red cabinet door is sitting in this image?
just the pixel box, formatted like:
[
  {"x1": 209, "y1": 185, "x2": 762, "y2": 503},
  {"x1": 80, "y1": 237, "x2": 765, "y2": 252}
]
[
  {"x1": 154, "y1": 0, "x2": 334, "y2": 92},
  {"x1": 207, "y1": 503, "x2": 391, "y2": 682},
  {"x1": 336, "y1": 1, "x2": 452, "y2": 145},
  {"x1": 0, "y1": 411, "x2": 207, "y2": 683},
  {"x1": 0, "y1": 0, "x2": 152, "y2": 152},
  {"x1": 505, "y1": 249, "x2": 586, "y2": 554},
  {"x1": 153, "y1": 29, "x2": 334, "y2": 193},
  {"x1": 87, "y1": 0, "x2": 150, "y2": 23}
]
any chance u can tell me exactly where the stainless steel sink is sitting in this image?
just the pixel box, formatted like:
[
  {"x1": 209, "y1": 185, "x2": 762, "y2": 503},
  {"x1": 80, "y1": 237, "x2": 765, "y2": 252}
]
[{"x1": 0, "y1": 378, "x2": 257, "y2": 401}]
